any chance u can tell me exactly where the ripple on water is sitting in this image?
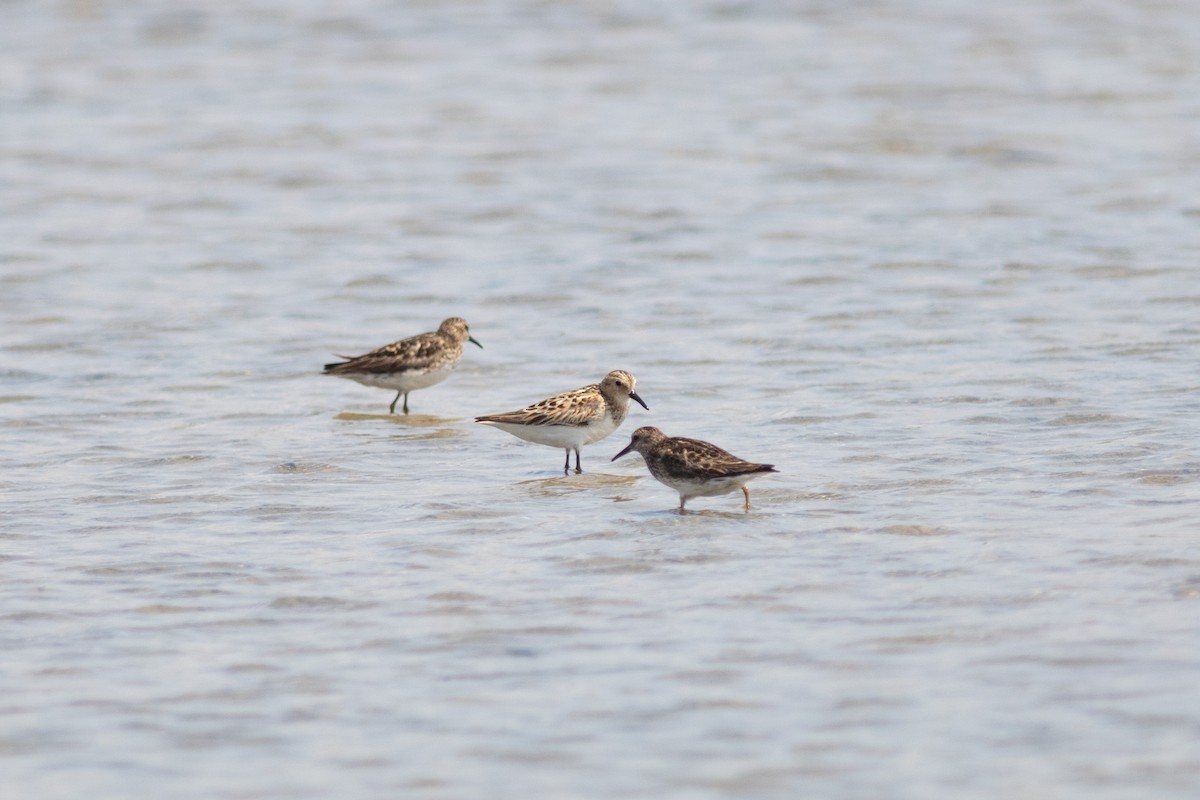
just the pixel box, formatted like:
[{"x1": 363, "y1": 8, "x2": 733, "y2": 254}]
[
  {"x1": 268, "y1": 596, "x2": 379, "y2": 611},
  {"x1": 5, "y1": 1, "x2": 1200, "y2": 798}
]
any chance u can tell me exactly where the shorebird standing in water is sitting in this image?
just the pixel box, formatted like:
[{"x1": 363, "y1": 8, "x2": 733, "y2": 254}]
[
  {"x1": 613, "y1": 426, "x2": 777, "y2": 511},
  {"x1": 476, "y1": 370, "x2": 648, "y2": 474},
  {"x1": 324, "y1": 317, "x2": 481, "y2": 414}
]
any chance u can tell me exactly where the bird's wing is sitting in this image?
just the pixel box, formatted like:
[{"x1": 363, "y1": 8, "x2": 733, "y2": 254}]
[
  {"x1": 658, "y1": 437, "x2": 776, "y2": 479},
  {"x1": 325, "y1": 333, "x2": 445, "y2": 374},
  {"x1": 477, "y1": 385, "x2": 602, "y2": 426}
]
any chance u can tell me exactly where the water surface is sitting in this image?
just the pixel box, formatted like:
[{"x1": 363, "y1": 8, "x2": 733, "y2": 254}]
[{"x1": 3, "y1": 1, "x2": 1200, "y2": 798}]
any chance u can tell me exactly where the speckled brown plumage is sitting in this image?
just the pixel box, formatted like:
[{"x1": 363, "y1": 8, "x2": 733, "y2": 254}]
[
  {"x1": 323, "y1": 317, "x2": 481, "y2": 414},
  {"x1": 476, "y1": 370, "x2": 649, "y2": 473},
  {"x1": 613, "y1": 426, "x2": 777, "y2": 511}
]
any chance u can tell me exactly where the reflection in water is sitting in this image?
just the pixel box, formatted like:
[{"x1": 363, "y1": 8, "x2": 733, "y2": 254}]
[
  {"x1": 516, "y1": 472, "x2": 641, "y2": 500},
  {"x1": 333, "y1": 412, "x2": 462, "y2": 427}
]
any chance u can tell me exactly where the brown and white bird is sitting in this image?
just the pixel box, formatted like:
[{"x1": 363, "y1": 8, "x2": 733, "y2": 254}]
[
  {"x1": 476, "y1": 370, "x2": 648, "y2": 474},
  {"x1": 612, "y1": 426, "x2": 777, "y2": 511},
  {"x1": 323, "y1": 317, "x2": 481, "y2": 414}
]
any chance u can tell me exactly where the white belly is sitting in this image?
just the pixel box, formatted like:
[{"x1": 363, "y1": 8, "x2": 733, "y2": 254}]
[
  {"x1": 581, "y1": 412, "x2": 620, "y2": 445},
  {"x1": 340, "y1": 364, "x2": 453, "y2": 392},
  {"x1": 482, "y1": 411, "x2": 619, "y2": 450},
  {"x1": 663, "y1": 473, "x2": 759, "y2": 500}
]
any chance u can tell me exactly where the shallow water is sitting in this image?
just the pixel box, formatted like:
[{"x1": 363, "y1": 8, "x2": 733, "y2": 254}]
[{"x1": 3, "y1": 1, "x2": 1200, "y2": 798}]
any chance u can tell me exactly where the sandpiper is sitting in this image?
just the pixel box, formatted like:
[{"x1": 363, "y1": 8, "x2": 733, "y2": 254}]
[
  {"x1": 323, "y1": 317, "x2": 481, "y2": 414},
  {"x1": 612, "y1": 426, "x2": 777, "y2": 511},
  {"x1": 476, "y1": 370, "x2": 648, "y2": 474}
]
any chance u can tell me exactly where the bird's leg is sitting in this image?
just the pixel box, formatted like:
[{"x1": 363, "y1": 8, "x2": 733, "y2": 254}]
[
  {"x1": 573, "y1": 449, "x2": 582, "y2": 474},
  {"x1": 742, "y1": 486, "x2": 751, "y2": 510},
  {"x1": 389, "y1": 391, "x2": 402, "y2": 414},
  {"x1": 563, "y1": 450, "x2": 571, "y2": 475},
  {"x1": 402, "y1": 393, "x2": 410, "y2": 415}
]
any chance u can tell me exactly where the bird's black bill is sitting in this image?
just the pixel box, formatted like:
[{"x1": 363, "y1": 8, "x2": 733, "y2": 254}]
[
  {"x1": 630, "y1": 391, "x2": 649, "y2": 411},
  {"x1": 611, "y1": 442, "x2": 634, "y2": 461},
  {"x1": 469, "y1": 336, "x2": 483, "y2": 349}
]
